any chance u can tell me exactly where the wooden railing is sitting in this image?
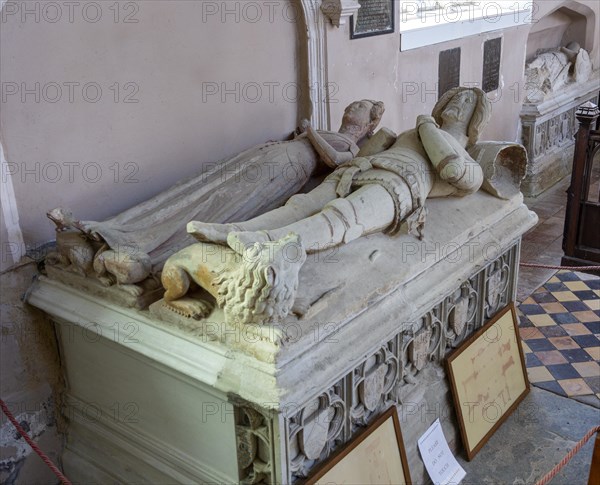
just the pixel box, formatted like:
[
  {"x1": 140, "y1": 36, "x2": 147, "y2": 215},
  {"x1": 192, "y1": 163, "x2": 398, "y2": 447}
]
[{"x1": 562, "y1": 102, "x2": 600, "y2": 274}]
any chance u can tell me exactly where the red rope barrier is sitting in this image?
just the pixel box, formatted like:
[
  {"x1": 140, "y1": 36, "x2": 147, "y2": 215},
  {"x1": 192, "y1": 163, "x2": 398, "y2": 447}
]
[
  {"x1": 520, "y1": 262, "x2": 600, "y2": 271},
  {"x1": 534, "y1": 426, "x2": 600, "y2": 485},
  {"x1": 0, "y1": 399, "x2": 72, "y2": 485}
]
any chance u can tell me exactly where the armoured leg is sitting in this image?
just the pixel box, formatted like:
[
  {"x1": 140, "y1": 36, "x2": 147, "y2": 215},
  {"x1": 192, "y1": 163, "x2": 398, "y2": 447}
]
[
  {"x1": 229, "y1": 184, "x2": 396, "y2": 252},
  {"x1": 188, "y1": 179, "x2": 338, "y2": 243}
]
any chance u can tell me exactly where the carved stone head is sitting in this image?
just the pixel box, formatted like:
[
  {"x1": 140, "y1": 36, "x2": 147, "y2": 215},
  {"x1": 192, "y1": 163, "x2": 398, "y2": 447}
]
[
  {"x1": 432, "y1": 87, "x2": 492, "y2": 147},
  {"x1": 218, "y1": 233, "x2": 307, "y2": 326},
  {"x1": 340, "y1": 99, "x2": 385, "y2": 139}
]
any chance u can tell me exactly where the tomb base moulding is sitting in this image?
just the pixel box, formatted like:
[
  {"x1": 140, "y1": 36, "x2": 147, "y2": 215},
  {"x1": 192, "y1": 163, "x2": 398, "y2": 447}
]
[
  {"x1": 520, "y1": 73, "x2": 600, "y2": 197},
  {"x1": 27, "y1": 189, "x2": 536, "y2": 484}
]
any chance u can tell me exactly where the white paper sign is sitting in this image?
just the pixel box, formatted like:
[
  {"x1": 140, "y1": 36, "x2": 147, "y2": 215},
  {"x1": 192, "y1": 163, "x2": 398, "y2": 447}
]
[{"x1": 417, "y1": 419, "x2": 466, "y2": 485}]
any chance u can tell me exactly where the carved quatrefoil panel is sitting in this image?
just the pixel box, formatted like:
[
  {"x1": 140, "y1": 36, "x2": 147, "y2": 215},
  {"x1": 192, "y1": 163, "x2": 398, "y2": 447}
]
[
  {"x1": 350, "y1": 343, "x2": 399, "y2": 428},
  {"x1": 485, "y1": 254, "x2": 510, "y2": 318},
  {"x1": 288, "y1": 384, "x2": 346, "y2": 479},
  {"x1": 445, "y1": 278, "x2": 479, "y2": 348}
]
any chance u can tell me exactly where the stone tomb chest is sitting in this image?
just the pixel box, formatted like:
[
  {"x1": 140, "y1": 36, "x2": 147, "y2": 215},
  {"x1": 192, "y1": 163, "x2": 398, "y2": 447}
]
[{"x1": 27, "y1": 189, "x2": 536, "y2": 483}]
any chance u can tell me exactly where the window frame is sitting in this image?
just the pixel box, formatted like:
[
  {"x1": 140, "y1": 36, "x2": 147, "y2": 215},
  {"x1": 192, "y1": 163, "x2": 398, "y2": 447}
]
[{"x1": 398, "y1": 1, "x2": 534, "y2": 50}]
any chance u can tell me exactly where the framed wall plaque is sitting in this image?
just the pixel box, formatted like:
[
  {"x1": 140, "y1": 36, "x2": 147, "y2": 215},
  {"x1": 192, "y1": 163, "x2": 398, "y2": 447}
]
[
  {"x1": 438, "y1": 47, "x2": 461, "y2": 98},
  {"x1": 482, "y1": 37, "x2": 502, "y2": 93},
  {"x1": 446, "y1": 303, "x2": 529, "y2": 460},
  {"x1": 350, "y1": 0, "x2": 395, "y2": 39},
  {"x1": 305, "y1": 406, "x2": 411, "y2": 484}
]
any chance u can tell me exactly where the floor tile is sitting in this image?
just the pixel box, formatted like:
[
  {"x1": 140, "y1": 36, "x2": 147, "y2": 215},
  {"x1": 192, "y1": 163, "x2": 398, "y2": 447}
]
[
  {"x1": 527, "y1": 366, "x2": 554, "y2": 383},
  {"x1": 518, "y1": 265, "x2": 599, "y2": 402},
  {"x1": 571, "y1": 334, "x2": 600, "y2": 348},
  {"x1": 556, "y1": 272, "x2": 581, "y2": 282},
  {"x1": 525, "y1": 353, "x2": 543, "y2": 367},
  {"x1": 535, "y1": 350, "x2": 568, "y2": 365},
  {"x1": 584, "y1": 300, "x2": 600, "y2": 311},
  {"x1": 572, "y1": 311, "x2": 600, "y2": 323},
  {"x1": 557, "y1": 378, "x2": 594, "y2": 396},
  {"x1": 584, "y1": 346, "x2": 600, "y2": 360},
  {"x1": 553, "y1": 291, "x2": 579, "y2": 302},
  {"x1": 572, "y1": 361, "x2": 600, "y2": 378},
  {"x1": 519, "y1": 327, "x2": 544, "y2": 340},
  {"x1": 561, "y1": 323, "x2": 593, "y2": 336},
  {"x1": 546, "y1": 364, "x2": 580, "y2": 380},
  {"x1": 538, "y1": 325, "x2": 568, "y2": 338},
  {"x1": 564, "y1": 281, "x2": 591, "y2": 292},
  {"x1": 561, "y1": 348, "x2": 594, "y2": 363},
  {"x1": 562, "y1": 300, "x2": 592, "y2": 312},
  {"x1": 583, "y1": 322, "x2": 600, "y2": 333},
  {"x1": 543, "y1": 282, "x2": 569, "y2": 292},
  {"x1": 534, "y1": 380, "x2": 567, "y2": 397},
  {"x1": 519, "y1": 303, "x2": 546, "y2": 315},
  {"x1": 583, "y1": 376, "x2": 600, "y2": 394},
  {"x1": 576, "y1": 272, "x2": 598, "y2": 282},
  {"x1": 527, "y1": 339, "x2": 556, "y2": 352},
  {"x1": 540, "y1": 302, "x2": 568, "y2": 314},
  {"x1": 531, "y1": 292, "x2": 557, "y2": 303},
  {"x1": 548, "y1": 336, "x2": 579, "y2": 350},
  {"x1": 529, "y1": 314, "x2": 557, "y2": 327},
  {"x1": 550, "y1": 313, "x2": 579, "y2": 324},
  {"x1": 574, "y1": 291, "x2": 599, "y2": 301}
]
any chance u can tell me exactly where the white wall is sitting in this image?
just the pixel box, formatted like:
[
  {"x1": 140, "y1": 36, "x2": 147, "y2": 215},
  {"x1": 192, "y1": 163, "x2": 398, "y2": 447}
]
[
  {"x1": 1, "y1": 0, "x2": 301, "y2": 246},
  {"x1": 325, "y1": 0, "x2": 599, "y2": 144}
]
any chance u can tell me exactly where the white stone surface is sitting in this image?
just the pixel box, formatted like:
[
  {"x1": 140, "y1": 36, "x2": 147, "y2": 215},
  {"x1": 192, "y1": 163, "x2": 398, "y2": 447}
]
[{"x1": 27, "y1": 188, "x2": 536, "y2": 482}]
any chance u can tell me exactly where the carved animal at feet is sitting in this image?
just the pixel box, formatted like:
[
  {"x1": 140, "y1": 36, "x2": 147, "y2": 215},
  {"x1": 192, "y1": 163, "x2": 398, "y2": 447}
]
[
  {"x1": 93, "y1": 245, "x2": 152, "y2": 295},
  {"x1": 47, "y1": 230, "x2": 96, "y2": 276},
  {"x1": 47, "y1": 207, "x2": 152, "y2": 293},
  {"x1": 47, "y1": 207, "x2": 85, "y2": 232},
  {"x1": 218, "y1": 233, "x2": 306, "y2": 325},
  {"x1": 161, "y1": 233, "x2": 306, "y2": 325}
]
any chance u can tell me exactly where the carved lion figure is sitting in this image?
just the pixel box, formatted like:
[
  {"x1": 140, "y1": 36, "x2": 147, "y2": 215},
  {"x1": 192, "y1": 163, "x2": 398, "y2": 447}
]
[
  {"x1": 217, "y1": 234, "x2": 306, "y2": 325},
  {"x1": 161, "y1": 233, "x2": 306, "y2": 325}
]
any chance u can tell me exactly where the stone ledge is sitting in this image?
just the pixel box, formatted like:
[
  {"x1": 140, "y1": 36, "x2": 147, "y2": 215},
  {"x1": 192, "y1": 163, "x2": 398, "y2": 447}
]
[{"x1": 27, "y1": 191, "x2": 537, "y2": 410}]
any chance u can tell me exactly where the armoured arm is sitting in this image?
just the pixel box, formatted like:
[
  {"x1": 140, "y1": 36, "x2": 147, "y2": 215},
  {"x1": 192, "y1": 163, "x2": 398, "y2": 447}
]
[
  {"x1": 304, "y1": 123, "x2": 355, "y2": 168},
  {"x1": 417, "y1": 115, "x2": 482, "y2": 194}
]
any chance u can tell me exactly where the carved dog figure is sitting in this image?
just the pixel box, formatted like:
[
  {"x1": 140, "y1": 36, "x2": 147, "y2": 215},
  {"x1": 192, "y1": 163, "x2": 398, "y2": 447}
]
[{"x1": 47, "y1": 207, "x2": 152, "y2": 289}]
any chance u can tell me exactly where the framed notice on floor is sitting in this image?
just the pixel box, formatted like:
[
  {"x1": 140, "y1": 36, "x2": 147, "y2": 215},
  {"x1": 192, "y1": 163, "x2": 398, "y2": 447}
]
[
  {"x1": 446, "y1": 303, "x2": 529, "y2": 460},
  {"x1": 305, "y1": 406, "x2": 411, "y2": 484}
]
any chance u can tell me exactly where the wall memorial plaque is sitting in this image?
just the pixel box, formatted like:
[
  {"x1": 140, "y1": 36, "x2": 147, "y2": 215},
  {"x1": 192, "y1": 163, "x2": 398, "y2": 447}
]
[
  {"x1": 350, "y1": 0, "x2": 394, "y2": 39},
  {"x1": 439, "y1": 47, "x2": 461, "y2": 98},
  {"x1": 482, "y1": 38, "x2": 502, "y2": 93}
]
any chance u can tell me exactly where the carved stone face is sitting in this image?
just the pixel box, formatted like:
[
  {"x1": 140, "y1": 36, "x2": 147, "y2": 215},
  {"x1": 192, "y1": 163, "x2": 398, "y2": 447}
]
[
  {"x1": 341, "y1": 100, "x2": 374, "y2": 131},
  {"x1": 440, "y1": 90, "x2": 477, "y2": 127}
]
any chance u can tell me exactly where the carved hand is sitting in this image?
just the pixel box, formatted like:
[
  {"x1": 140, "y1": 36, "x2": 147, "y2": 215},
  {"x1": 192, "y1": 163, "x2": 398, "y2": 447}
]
[
  {"x1": 418, "y1": 117, "x2": 466, "y2": 183},
  {"x1": 299, "y1": 118, "x2": 311, "y2": 134}
]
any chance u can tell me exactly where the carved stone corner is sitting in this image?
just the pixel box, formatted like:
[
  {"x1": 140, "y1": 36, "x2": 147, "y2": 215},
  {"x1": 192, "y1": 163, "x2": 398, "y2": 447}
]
[
  {"x1": 235, "y1": 406, "x2": 273, "y2": 485},
  {"x1": 321, "y1": 0, "x2": 361, "y2": 27}
]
